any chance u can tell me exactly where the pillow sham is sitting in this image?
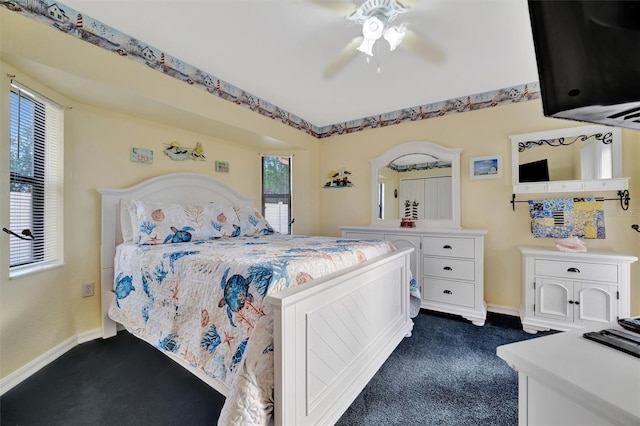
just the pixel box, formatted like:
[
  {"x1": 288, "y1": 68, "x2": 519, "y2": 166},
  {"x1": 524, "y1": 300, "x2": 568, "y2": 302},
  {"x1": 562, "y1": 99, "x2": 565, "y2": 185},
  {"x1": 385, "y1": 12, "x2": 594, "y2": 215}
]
[
  {"x1": 209, "y1": 202, "x2": 242, "y2": 238},
  {"x1": 130, "y1": 200, "x2": 239, "y2": 244},
  {"x1": 234, "y1": 206, "x2": 276, "y2": 236}
]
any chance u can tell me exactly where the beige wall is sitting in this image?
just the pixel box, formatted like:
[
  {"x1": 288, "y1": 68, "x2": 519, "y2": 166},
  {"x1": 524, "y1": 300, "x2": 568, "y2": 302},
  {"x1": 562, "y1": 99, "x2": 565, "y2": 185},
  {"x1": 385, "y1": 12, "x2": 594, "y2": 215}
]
[{"x1": 1, "y1": 7, "x2": 638, "y2": 383}]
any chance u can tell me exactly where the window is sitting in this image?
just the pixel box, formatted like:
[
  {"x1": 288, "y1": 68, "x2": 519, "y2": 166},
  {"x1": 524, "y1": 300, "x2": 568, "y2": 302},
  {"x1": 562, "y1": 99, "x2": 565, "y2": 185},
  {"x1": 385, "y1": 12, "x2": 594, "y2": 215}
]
[
  {"x1": 377, "y1": 182, "x2": 384, "y2": 219},
  {"x1": 8, "y1": 81, "x2": 64, "y2": 275},
  {"x1": 261, "y1": 155, "x2": 292, "y2": 234}
]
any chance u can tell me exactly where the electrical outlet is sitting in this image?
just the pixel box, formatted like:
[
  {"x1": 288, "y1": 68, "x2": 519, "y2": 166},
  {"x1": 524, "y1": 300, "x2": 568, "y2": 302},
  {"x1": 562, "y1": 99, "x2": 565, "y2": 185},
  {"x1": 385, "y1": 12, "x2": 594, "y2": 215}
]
[{"x1": 82, "y1": 282, "x2": 94, "y2": 298}]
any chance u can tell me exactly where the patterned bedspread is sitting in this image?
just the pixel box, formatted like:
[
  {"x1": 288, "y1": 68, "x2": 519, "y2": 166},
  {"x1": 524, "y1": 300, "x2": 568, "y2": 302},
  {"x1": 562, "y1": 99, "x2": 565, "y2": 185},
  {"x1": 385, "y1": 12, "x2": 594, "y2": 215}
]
[{"x1": 109, "y1": 234, "x2": 420, "y2": 425}]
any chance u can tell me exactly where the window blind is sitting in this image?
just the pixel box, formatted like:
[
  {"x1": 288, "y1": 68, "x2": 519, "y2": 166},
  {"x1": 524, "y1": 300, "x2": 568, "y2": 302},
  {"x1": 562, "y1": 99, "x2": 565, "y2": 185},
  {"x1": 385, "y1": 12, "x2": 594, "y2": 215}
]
[{"x1": 9, "y1": 81, "x2": 64, "y2": 274}]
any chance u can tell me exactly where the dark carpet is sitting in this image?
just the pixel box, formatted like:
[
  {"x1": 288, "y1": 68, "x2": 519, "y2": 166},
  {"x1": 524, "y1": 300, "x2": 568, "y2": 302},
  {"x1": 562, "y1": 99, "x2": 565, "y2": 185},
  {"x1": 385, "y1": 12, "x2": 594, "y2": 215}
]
[{"x1": 0, "y1": 311, "x2": 546, "y2": 425}]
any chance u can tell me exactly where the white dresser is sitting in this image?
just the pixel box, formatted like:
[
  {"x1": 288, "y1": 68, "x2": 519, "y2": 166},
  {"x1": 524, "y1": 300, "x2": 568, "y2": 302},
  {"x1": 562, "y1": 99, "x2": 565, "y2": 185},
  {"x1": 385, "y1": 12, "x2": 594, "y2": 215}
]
[
  {"x1": 519, "y1": 246, "x2": 638, "y2": 334},
  {"x1": 341, "y1": 226, "x2": 488, "y2": 326}
]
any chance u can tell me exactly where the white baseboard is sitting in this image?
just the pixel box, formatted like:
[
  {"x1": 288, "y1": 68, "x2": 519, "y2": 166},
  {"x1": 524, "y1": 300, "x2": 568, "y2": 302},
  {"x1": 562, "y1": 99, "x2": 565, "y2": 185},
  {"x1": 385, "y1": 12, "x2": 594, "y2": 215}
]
[
  {"x1": 0, "y1": 327, "x2": 101, "y2": 396},
  {"x1": 487, "y1": 304, "x2": 520, "y2": 317},
  {"x1": 78, "y1": 328, "x2": 103, "y2": 344}
]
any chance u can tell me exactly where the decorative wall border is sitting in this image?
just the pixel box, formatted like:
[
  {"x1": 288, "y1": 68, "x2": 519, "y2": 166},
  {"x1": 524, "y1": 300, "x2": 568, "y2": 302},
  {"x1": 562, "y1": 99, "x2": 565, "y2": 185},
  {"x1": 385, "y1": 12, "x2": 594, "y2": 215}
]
[{"x1": 2, "y1": 0, "x2": 541, "y2": 139}]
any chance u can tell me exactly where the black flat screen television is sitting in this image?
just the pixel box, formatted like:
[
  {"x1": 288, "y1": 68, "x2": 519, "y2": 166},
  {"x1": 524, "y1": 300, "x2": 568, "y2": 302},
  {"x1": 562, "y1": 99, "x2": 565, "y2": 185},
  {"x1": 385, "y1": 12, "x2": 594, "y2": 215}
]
[
  {"x1": 519, "y1": 159, "x2": 549, "y2": 183},
  {"x1": 527, "y1": 1, "x2": 640, "y2": 130}
]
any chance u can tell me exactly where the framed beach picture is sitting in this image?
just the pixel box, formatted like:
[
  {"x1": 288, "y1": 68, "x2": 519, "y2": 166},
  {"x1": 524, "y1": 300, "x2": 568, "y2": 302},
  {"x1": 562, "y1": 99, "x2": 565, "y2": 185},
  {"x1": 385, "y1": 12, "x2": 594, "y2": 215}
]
[{"x1": 470, "y1": 155, "x2": 502, "y2": 179}]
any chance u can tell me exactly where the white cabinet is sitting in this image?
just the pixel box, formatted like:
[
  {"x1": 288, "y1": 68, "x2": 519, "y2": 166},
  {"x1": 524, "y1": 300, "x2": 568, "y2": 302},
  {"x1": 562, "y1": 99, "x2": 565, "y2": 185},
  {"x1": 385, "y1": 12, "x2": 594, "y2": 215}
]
[
  {"x1": 519, "y1": 246, "x2": 637, "y2": 334},
  {"x1": 341, "y1": 226, "x2": 487, "y2": 326}
]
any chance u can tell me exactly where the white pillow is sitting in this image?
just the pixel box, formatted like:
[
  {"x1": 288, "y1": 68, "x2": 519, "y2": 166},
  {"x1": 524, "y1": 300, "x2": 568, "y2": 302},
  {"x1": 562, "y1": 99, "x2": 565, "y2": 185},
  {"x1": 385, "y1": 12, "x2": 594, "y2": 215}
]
[
  {"x1": 234, "y1": 206, "x2": 276, "y2": 236},
  {"x1": 130, "y1": 200, "x2": 229, "y2": 244}
]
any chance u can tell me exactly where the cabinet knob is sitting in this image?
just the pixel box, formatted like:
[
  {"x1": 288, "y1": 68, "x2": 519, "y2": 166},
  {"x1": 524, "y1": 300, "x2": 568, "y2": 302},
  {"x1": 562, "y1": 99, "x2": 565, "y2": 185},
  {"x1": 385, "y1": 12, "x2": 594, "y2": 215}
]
[
  {"x1": 443, "y1": 266, "x2": 452, "y2": 271},
  {"x1": 443, "y1": 245, "x2": 452, "y2": 250},
  {"x1": 568, "y1": 300, "x2": 574, "y2": 304},
  {"x1": 443, "y1": 290, "x2": 453, "y2": 295},
  {"x1": 567, "y1": 267, "x2": 581, "y2": 273}
]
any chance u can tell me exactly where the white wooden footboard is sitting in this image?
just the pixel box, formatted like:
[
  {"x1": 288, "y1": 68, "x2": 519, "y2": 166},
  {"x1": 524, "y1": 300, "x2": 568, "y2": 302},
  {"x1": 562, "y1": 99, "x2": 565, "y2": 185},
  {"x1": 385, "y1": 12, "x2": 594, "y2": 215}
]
[{"x1": 267, "y1": 247, "x2": 414, "y2": 426}]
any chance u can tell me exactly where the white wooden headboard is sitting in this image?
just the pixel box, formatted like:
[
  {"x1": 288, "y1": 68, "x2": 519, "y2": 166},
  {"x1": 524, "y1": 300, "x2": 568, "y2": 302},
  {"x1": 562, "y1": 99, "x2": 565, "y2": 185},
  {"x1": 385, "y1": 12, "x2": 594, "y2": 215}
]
[{"x1": 97, "y1": 172, "x2": 254, "y2": 337}]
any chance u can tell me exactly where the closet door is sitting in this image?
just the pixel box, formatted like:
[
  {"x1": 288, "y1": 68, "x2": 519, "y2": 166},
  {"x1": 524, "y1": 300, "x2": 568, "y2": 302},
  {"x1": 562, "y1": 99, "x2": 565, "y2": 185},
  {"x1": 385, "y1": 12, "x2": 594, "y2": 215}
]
[{"x1": 424, "y1": 176, "x2": 452, "y2": 220}]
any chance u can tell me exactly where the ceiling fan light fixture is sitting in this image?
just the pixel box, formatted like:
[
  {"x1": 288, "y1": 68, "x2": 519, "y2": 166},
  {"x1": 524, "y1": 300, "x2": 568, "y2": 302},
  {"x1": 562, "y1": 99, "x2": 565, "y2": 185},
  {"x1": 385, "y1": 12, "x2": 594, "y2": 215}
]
[
  {"x1": 357, "y1": 37, "x2": 376, "y2": 56},
  {"x1": 383, "y1": 25, "x2": 406, "y2": 51},
  {"x1": 361, "y1": 16, "x2": 384, "y2": 40}
]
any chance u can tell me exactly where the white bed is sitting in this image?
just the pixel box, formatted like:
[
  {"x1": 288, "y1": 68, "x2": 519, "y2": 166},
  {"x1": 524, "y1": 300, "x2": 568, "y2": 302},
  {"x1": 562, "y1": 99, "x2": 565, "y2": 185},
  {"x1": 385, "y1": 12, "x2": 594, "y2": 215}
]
[{"x1": 99, "y1": 172, "x2": 415, "y2": 425}]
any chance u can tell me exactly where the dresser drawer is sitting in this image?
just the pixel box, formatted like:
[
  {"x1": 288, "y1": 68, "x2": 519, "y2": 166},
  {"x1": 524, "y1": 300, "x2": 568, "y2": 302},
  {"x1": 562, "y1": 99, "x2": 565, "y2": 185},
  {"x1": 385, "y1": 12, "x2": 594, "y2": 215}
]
[
  {"x1": 423, "y1": 257, "x2": 475, "y2": 281},
  {"x1": 423, "y1": 278, "x2": 475, "y2": 308},
  {"x1": 535, "y1": 260, "x2": 618, "y2": 283},
  {"x1": 422, "y1": 237, "x2": 475, "y2": 258}
]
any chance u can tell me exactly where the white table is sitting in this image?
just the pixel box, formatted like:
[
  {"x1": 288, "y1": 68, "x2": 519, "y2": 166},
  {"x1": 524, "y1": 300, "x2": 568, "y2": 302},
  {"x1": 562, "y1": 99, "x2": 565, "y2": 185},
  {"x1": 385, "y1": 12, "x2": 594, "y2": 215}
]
[{"x1": 497, "y1": 324, "x2": 640, "y2": 426}]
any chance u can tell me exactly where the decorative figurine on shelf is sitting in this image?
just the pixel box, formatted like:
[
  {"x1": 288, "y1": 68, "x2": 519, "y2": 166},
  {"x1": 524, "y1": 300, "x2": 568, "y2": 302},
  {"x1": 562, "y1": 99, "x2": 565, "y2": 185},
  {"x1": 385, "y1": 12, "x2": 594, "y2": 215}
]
[{"x1": 324, "y1": 168, "x2": 353, "y2": 188}]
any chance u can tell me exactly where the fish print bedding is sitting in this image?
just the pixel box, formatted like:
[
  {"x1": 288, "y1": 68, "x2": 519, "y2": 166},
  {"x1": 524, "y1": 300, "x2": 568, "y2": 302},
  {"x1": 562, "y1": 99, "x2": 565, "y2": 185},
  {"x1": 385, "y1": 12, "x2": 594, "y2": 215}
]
[{"x1": 109, "y1": 233, "x2": 420, "y2": 425}]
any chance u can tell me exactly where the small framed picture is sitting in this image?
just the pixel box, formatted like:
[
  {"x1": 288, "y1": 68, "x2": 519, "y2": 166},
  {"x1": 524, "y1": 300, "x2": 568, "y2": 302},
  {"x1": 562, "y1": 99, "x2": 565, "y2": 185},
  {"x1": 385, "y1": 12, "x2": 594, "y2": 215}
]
[
  {"x1": 470, "y1": 155, "x2": 502, "y2": 179},
  {"x1": 131, "y1": 148, "x2": 153, "y2": 164},
  {"x1": 215, "y1": 161, "x2": 229, "y2": 173}
]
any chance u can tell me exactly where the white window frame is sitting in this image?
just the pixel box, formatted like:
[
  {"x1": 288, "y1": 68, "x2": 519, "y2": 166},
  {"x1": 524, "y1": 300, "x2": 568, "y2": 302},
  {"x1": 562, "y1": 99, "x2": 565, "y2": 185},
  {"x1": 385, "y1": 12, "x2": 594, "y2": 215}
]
[
  {"x1": 8, "y1": 81, "x2": 64, "y2": 278},
  {"x1": 261, "y1": 155, "x2": 293, "y2": 235}
]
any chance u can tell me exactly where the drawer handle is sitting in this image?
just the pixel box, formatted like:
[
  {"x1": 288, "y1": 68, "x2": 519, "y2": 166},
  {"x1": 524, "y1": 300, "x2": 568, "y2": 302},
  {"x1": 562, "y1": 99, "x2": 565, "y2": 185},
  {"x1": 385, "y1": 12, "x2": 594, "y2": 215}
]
[
  {"x1": 443, "y1": 290, "x2": 453, "y2": 295},
  {"x1": 443, "y1": 245, "x2": 452, "y2": 249},
  {"x1": 567, "y1": 267, "x2": 581, "y2": 273},
  {"x1": 443, "y1": 266, "x2": 452, "y2": 271}
]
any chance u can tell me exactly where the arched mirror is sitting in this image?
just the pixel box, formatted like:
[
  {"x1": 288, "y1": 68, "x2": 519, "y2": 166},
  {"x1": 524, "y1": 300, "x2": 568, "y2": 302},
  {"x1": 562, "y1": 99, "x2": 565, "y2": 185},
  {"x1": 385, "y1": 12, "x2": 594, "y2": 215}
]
[{"x1": 370, "y1": 141, "x2": 462, "y2": 228}]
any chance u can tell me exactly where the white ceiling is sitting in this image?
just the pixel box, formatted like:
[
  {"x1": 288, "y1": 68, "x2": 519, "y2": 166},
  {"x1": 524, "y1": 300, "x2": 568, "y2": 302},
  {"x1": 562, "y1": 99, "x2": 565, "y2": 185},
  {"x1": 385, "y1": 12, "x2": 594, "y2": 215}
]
[{"x1": 59, "y1": 0, "x2": 541, "y2": 128}]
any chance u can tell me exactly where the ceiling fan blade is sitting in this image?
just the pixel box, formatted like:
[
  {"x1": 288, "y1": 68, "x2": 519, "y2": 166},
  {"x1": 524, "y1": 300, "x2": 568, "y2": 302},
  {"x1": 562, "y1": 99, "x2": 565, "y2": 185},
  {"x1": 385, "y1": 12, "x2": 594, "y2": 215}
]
[
  {"x1": 401, "y1": 30, "x2": 445, "y2": 64},
  {"x1": 323, "y1": 36, "x2": 363, "y2": 78},
  {"x1": 309, "y1": 0, "x2": 356, "y2": 16}
]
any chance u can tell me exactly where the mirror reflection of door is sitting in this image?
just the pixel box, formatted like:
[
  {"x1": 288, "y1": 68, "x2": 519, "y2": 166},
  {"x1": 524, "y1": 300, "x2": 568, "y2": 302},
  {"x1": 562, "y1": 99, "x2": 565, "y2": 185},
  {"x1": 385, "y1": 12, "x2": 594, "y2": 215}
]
[
  {"x1": 378, "y1": 153, "x2": 453, "y2": 220},
  {"x1": 399, "y1": 176, "x2": 452, "y2": 220}
]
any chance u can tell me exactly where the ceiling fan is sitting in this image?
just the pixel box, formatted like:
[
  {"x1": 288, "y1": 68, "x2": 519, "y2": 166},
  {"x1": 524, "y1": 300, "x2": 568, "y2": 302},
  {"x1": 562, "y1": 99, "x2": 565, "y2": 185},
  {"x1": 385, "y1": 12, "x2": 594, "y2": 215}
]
[{"x1": 316, "y1": 0, "x2": 445, "y2": 78}]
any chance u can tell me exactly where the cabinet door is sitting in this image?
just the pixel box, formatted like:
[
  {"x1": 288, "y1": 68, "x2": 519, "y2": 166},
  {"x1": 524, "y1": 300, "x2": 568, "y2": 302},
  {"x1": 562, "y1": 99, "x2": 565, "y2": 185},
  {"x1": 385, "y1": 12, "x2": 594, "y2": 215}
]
[
  {"x1": 384, "y1": 234, "x2": 421, "y2": 283},
  {"x1": 574, "y1": 283, "x2": 618, "y2": 325},
  {"x1": 535, "y1": 278, "x2": 573, "y2": 323}
]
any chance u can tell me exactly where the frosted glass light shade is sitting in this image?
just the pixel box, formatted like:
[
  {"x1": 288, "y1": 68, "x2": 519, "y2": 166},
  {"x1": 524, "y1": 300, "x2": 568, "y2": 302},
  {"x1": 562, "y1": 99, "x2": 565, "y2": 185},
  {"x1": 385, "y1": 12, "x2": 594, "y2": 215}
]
[{"x1": 383, "y1": 26, "x2": 406, "y2": 51}]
